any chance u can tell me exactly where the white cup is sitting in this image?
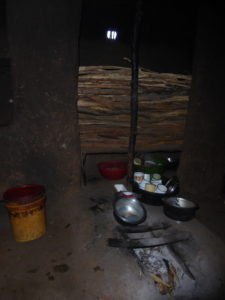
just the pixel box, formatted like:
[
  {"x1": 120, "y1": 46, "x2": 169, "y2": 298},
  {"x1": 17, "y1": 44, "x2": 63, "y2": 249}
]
[
  {"x1": 151, "y1": 179, "x2": 162, "y2": 185},
  {"x1": 152, "y1": 173, "x2": 161, "y2": 180},
  {"x1": 155, "y1": 184, "x2": 167, "y2": 194},
  {"x1": 144, "y1": 173, "x2": 151, "y2": 182},
  {"x1": 139, "y1": 179, "x2": 149, "y2": 190},
  {"x1": 134, "y1": 172, "x2": 144, "y2": 184}
]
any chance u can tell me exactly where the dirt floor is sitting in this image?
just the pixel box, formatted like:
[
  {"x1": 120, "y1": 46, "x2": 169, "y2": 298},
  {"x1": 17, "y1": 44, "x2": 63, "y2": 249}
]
[{"x1": 0, "y1": 154, "x2": 225, "y2": 300}]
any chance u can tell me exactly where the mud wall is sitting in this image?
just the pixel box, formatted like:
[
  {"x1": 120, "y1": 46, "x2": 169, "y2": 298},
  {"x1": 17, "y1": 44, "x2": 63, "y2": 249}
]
[
  {"x1": 0, "y1": 0, "x2": 82, "y2": 194},
  {"x1": 177, "y1": 5, "x2": 225, "y2": 201}
]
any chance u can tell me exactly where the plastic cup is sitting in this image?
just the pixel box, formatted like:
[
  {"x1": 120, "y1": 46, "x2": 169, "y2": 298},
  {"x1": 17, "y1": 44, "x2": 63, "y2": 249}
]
[{"x1": 134, "y1": 172, "x2": 144, "y2": 184}]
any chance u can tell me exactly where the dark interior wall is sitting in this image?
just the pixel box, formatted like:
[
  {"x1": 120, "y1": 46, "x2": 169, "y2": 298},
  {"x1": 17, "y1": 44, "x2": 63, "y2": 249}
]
[
  {"x1": 0, "y1": 0, "x2": 12, "y2": 126},
  {"x1": 0, "y1": 0, "x2": 82, "y2": 193},
  {"x1": 0, "y1": 0, "x2": 8, "y2": 57},
  {"x1": 178, "y1": 5, "x2": 225, "y2": 201}
]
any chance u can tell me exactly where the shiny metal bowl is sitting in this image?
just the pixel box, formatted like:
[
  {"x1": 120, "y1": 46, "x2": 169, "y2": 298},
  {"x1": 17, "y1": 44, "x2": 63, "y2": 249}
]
[
  {"x1": 113, "y1": 197, "x2": 146, "y2": 225},
  {"x1": 163, "y1": 197, "x2": 198, "y2": 208},
  {"x1": 162, "y1": 196, "x2": 199, "y2": 221}
]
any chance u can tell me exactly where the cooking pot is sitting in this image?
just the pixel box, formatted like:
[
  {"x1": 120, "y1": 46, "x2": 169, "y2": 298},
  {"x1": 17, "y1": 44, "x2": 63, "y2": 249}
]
[{"x1": 162, "y1": 196, "x2": 199, "y2": 221}]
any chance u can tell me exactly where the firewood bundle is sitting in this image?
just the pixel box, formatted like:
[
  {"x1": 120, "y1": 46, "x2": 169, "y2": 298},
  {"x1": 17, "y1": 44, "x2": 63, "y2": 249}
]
[{"x1": 78, "y1": 65, "x2": 191, "y2": 153}]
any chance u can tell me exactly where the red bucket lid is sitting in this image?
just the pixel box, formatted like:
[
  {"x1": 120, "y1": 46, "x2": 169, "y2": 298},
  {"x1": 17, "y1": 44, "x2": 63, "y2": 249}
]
[{"x1": 3, "y1": 184, "x2": 46, "y2": 204}]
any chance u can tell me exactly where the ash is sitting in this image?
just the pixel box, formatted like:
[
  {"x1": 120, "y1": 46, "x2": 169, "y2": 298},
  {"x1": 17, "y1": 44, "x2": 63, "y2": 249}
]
[{"x1": 134, "y1": 247, "x2": 168, "y2": 276}]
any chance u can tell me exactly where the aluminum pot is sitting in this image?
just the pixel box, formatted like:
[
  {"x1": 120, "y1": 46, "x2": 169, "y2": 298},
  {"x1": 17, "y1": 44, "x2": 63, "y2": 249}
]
[{"x1": 162, "y1": 196, "x2": 199, "y2": 221}]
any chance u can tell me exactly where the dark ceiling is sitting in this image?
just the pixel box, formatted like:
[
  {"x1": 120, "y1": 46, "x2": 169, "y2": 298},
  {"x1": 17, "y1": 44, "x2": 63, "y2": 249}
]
[
  {"x1": 79, "y1": 0, "x2": 198, "y2": 73},
  {"x1": 0, "y1": 0, "x2": 198, "y2": 73},
  {"x1": 80, "y1": 0, "x2": 197, "y2": 45}
]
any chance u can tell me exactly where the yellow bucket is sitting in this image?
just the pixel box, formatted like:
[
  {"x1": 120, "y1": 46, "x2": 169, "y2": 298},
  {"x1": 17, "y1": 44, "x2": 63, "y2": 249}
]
[{"x1": 4, "y1": 185, "x2": 46, "y2": 242}]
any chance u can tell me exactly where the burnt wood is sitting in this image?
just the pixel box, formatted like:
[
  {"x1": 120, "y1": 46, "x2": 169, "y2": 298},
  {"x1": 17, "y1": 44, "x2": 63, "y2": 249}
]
[{"x1": 108, "y1": 231, "x2": 191, "y2": 249}]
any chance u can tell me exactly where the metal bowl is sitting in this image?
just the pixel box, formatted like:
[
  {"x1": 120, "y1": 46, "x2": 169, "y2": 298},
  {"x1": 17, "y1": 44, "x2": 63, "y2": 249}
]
[
  {"x1": 162, "y1": 196, "x2": 199, "y2": 221},
  {"x1": 113, "y1": 197, "x2": 146, "y2": 225},
  {"x1": 163, "y1": 197, "x2": 197, "y2": 208}
]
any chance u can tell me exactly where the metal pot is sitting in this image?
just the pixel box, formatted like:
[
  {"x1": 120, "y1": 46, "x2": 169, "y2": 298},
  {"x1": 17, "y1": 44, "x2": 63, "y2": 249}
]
[{"x1": 162, "y1": 196, "x2": 199, "y2": 221}]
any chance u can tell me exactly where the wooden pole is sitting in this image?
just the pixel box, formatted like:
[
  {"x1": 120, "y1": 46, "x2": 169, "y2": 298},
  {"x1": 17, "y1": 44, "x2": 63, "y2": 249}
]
[{"x1": 128, "y1": 0, "x2": 143, "y2": 183}]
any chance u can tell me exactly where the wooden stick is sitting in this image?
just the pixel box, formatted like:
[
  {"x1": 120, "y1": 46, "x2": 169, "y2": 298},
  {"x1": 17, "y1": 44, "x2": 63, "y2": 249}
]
[
  {"x1": 128, "y1": 0, "x2": 143, "y2": 183},
  {"x1": 77, "y1": 66, "x2": 191, "y2": 154}
]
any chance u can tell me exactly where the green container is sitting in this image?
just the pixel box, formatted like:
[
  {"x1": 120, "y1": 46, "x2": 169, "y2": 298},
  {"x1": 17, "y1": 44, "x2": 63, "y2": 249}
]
[{"x1": 144, "y1": 158, "x2": 165, "y2": 174}]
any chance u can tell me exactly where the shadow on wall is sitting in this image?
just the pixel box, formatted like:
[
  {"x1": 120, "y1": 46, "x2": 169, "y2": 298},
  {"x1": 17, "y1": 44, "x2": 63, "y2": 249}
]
[
  {"x1": 21, "y1": 151, "x2": 58, "y2": 189},
  {"x1": 0, "y1": 58, "x2": 14, "y2": 126}
]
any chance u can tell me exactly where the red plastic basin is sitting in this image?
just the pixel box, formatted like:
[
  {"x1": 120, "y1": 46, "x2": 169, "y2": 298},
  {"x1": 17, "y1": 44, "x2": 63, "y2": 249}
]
[{"x1": 97, "y1": 161, "x2": 128, "y2": 180}]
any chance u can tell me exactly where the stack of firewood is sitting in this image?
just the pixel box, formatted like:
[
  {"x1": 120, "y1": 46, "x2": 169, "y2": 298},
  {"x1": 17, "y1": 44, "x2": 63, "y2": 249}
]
[{"x1": 78, "y1": 66, "x2": 191, "y2": 153}]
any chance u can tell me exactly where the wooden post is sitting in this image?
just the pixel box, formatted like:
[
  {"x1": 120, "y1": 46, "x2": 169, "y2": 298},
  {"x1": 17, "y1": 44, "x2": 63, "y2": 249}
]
[{"x1": 128, "y1": 0, "x2": 143, "y2": 183}]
